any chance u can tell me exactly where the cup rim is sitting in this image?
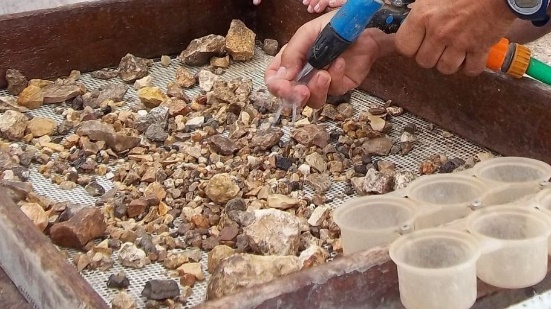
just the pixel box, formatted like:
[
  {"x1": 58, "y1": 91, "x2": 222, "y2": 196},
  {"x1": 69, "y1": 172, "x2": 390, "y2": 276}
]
[
  {"x1": 406, "y1": 174, "x2": 488, "y2": 207},
  {"x1": 473, "y1": 156, "x2": 551, "y2": 184}
]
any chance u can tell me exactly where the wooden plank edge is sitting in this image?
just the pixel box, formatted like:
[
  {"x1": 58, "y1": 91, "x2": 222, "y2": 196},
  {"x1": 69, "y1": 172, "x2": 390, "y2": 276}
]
[{"x1": 0, "y1": 188, "x2": 108, "y2": 309}]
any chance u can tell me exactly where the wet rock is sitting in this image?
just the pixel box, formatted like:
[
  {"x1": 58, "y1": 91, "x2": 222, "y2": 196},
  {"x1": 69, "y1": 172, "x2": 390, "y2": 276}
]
[
  {"x1": 0, "y1": 110, "x2": 28, "y2": 141},
  {"x1": 244, "y1": 209, "x2": 301, "y2": 256},
  {"x1": 138, "y1": 87, "x2": 168, "y2": 108},
  {"x1": 251, "y1": 128, "x2": 283, "y2": 150},
  {"x1": 208, "y1": 245, "x2": 235, "y2": 273},
  {"x1": 363, "y1": 168, "x2": 394, "y2": 194},
  {"x1": 145, "y1": 123, "x2": 168, "y2": 142},
  {"x1": 394, "y1": 171, "x2": 416, "y2": 191},
  {"x1": 141, "y1": 279, "x2": 180, "y2": 300},
  {"x1": 17, "y1": 85, "x2": 44, "y2": 109},
  {"x1": 133, "y1": 75, "x2": 153, "y2": 90},
  {"x1": 262, "y1": 39, "x2": 279, "y2": 56},
  {"x1": 6, "y1": 69, "x2": 28, "y2": 95},
  {"x1": 308, "y1": 206, "x2": 330, "y2": 227},
  {"x1": 175, "y1": 67, "x2": 196, "y2": 88},
  {"x1": 225, "y1": 19, "x2": 255, "y2": 61},
  {"x1": 267, "y1": 194, "x2": 301, "y2": 210},
  {"x1": 77, "y1": 120, "x2": 141, "y2": 153},
  {"x1": 26, "y1": 117, "x2": 56, "y2": 137},
  {"x1": 118, "y1": 53, "x2": 149, "y2": 82},
  {"x1": 205, "y1": 173, "x2": 240, "y2": 204},
  {"x1": 198, "y1": 69, "x2": 220, "y2": 92},
  {"x1": 291, "y1": 124, "x2": 330, "y2": 148},
  {"x1": 112, "y1": 291, "x2": 136, "y2": 309},
  {"x1": 119, "y1": 242, "x2": 148, "y2": 268},
  {"x1": 107, "y1": 272, "x2": 130, "y2": 289},
  {"x1": 20, "y1": 203, "x2": 48, "y2": 232},
  {"x1": 207, "y1": 254, "x2": 300, "y2": 300},
  {"x1": 43, "y1": 84, "x2": 83, "y2": 104},
  {"x1": 305, "y1": 152, "x2": 327, "y2": 173},
  {"x1": 306, "y1": 173, "x2": 332, "y2": 193},
  {"x1": 362, "y1": 137, "x2": 393, "y2": 156},
  {"x1": 209, "y1": 135, "x2": 238, "y2": 156},
  {"x1": 179, "y1": 34, "x2": 226, "y2": 66},
  {"x1": 49, "y1": 207, "x2": 106, "y2": 249},
  {"x1": 299, "y1": 245, "x2": 328, "y2": 269}
]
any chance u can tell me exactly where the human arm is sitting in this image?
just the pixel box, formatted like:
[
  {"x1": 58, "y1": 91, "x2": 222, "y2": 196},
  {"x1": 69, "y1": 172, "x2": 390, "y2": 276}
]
[{"x1": 505, "y1": 19, "x2": 551, "y2": 44}]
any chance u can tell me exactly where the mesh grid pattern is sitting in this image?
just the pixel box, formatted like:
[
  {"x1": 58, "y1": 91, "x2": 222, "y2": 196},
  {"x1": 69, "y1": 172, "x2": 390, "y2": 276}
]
[{"x1": 0, "y1": 48, "x2": 494, "y2": 308}]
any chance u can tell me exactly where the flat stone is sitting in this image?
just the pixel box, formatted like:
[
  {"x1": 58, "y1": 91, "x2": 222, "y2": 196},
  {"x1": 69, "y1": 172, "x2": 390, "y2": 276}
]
[
  {"x1": 207, "y1": 254, "x2": 300, "y2": 300},
  {"x1": 26, "y1": 117, "x2": 57, "y2": 137},
  {"x1": 0, "y1": 110, "x2": 29, "y2": 141},
  {"x1": 91, "y1": 69, "x2": 119, "y2": 80},
  {"x1": 175, "y1": 67, "x2": 197, "y2": 88},
  {"x1": 77, "y1": 120, "x2": 141, "y2": 153},
  {"x1": 362, "y1": 137, "x2": 393, "y2": 156},
  {"x1": 6, "y1": 69, "x2": 28, "y2": 95},
  {"x1": 243, "y1": 209, "x2": 301, "y2": 256},
  {"x1": 17, "y1": 85, "x2": 44, "y2": 110},
  {"x1": 305, "y1": 152, "x2": 327, "y2": 173},
  {"x1": 177, "y1": 262, "x2": 204, "y2": 281},
  {"x1": 225, "y1": 19, "x2": 255, "y2": 61},
  {"x1": 209, "y1": 135, "x2": 238, "y2": 156},
  {"x1": 250, "y1": 128, "x2": 283, "y2": 151},
  {"x1": 133, "y1": 75, "x2": 153, "y2": 90},
  {"x1": 306, "y1": 173, "x2": 332, "y2": 193},
  {"x1": 141, "y1": 280, "x2": 180, "y2": 300},
  {"x1": 179, "y1": 34, "x2": 226, "y2": 66},
  {"x1": 43, "y1": 84, "x2": 83, "y2": 104},
  {"x1": 49, "y1": 207, "x2": 107, "y2": 249},
  {"x1": 308, "y1": 206, "x2": 330, "y2": 227},
  {"x1": 291, "y1": 124, "x2": 330, "y2": 148},
  {"x1": 267, "y1": 194, "x2": 301, "y2": 210},
  {"x1": 118, "y1": 53, "x2": 149, "y2": 82},
  {"x1": 205, "y1": 173, "x2": 240, "y2": 204},
  {"x1": 363, "y1": 168, "x2": 394, "y2": 194}
]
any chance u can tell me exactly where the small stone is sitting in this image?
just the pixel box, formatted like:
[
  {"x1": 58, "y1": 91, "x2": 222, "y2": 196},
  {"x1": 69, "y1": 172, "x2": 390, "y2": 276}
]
[
  {"x1": 138, "y1": 87, "x2": 168, "y2": 108},
  {"x1": 262, "y1": 39, "x2": 279, "y2": 56},
  {"x1": 362, "y1": 137, "x2": 393, "y2": 156},
  {"x1": 93, "y1": 84, "x2": 129, "y2": 107},
  {"x1": 350, "y1": 177, "x2": 365, "y2": 195},
  {"x1": 368, "y1": 107, "x2": 386, "y2": 115},
  {"x1": 127, "y1": 199, "x2": 148, "y2": 218},
  {"x1": 210, "y1": 56, "x2": 230, "y2": 68},
  {"x1": 208, "y1": 245, "x2": 235, "y2": 273},
  {"x1": 165, "y1": 84, "x2": 190, "y2": 103},
  {"x1": 133, "y1": 75, "x2": 153, "y2": 90},
  {"x1": 26, "y1": 117, "x2": 56, "y2": 137},
  {"x1": 205, "y1": 173, "x2": 240, "y2": 204},
  {"x1": 134, "y1": 106, "x2": 169, "y2": 133},
  {"x1": 145, "y1": 123, "x2": 168, "y2": 142},
  {"x1": 291, "y1": 124, "x2": 330, "y2": 148},
  {"x1": 206, "y1": 254, "x2": 300, "y2": 300},
  {"x1": 275, "y1": 156, "x2": 293, "y2": 171},
  {"x1": 107, "y1": 272, "x2": 130, "y2": 289},
  {"x1": 321, "y1": 105, "x2": 339, "y2": 120},
  {"x1": 387, "y1": 106, "x2": 404, "y2": 116},
  {"x1": 20, "y1": 203, "x2": 48, "y2": 232},
  {"x1": 160, "y1": 55, "x2": 171, "y2": 67},
  {"x1": 118, "y1": 53, "x2": 149, "y2": 82},
  {"x1": 477, "y1": 152, "x2": 495, "y2": 161},
  {"x1": 394, "y1": 171, "x2": 416, "y2": 191},
  {"x1": 119, "y1": 243, "x2": 148, "y2": 269},
  {"x1": 112, "y1": 291, "x2": 136, "y2": 309},
  {"x1": 363, "y1": 168, "x2": 394, "y2": 194},
  {"x1": 17, "y1": 85, "x2": 43, "y2": 109},
  {"x1": 185, "y1": 116, "x2": 205, "y2": 129},
  {"x1": 163, "y1": 252, "x2": 189, "y2": 269},
  {"x1": 400, "y1": 141, "x2": 415, "y2": 155},
  {"x1": 305, "y1": 152, "x2": 327, "y2": 173},
  {"x1": 179, "y1": 34, "x2": 226, "y2": 66},
  {"x1": 336, "y1": 103, "x2": 354, "y2": 119},
  {"x1": 299, "y1": 245, "x2": 328, "y2": 269},
  {"x1": 177, "y1": 262, "x2": 204, "y2": 281},
  {"x1": 251, "y1": 128, "x2": 283, "y2": 150},
  {"x1": 175, "y1": 67, "x2": 197, "y2": 88},
  {"x1": 85, "y1": 181, "x2": 105, "y2": 197},
  {"x1": 219, "y1": 225, "x2": 239, "y2": 241},
  {"x1": 141, "y1": 280, "x2": 180, "y2": 301},
  {"x1": 0, "y1": 110, "x2": 28, "y2": 141},
  {"x1": 419, "y1": 160, "x2": 438, "y2": 175},
  {"x1": 49, "y1": 207, "x2": 106, "y2": 249},
  {"x1": 180, "y1": 273, "x2": 196, "y2": 287},
  {"x1": 368, "y1": 115, "x2": 386, "y2": 132},
  {"x1": 298, "y1": 164, "x2": 311, "y2": 176},
  {"x1": 308, "y1": 206, "x2": 330, "y2": 227},
  {"x1": 198, "y1": 69, "x2": 220, "y2": 92},
  {"x1": 306, "y1": 173, "x2": 332, "y2": 193},
  {"x1": 225, "y1": 19, "x2": 255, "y2": 61},
  {"x1": 267, "y1": 194, "x2": 301, "y2": 210},
  {"x1": 91, "y1": 69, "x2": 119, "y2": 80},
  {"x1": 244, "y1": 209, "x2": 301, "y2": 256},
  {"x1": 42, "y1": 84, "x2": 83, "y2": 104},
  {"x1": 209, "y1": 135, "x2": 238, "y2": 156},
  {"x1": 77, "y1": 120, "x2": 140, "y2": 153},
  {"x1": 225, "y1": 198, "x2": 247, "y2": 212},
  {"x1": 6, "y1": 69, "x2": 28, "y2": 95}
]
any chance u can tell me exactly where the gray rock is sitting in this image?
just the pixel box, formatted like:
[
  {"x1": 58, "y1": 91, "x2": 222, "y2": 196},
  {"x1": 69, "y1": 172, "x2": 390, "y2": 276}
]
[{"x1": 141, "y1": 279, "x2": 180, "y2": 300}]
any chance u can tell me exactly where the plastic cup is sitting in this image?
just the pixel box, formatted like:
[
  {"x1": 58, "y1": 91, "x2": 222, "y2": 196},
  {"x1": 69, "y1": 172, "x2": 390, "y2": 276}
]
[
  {"x1": 333, "y1": 196, "x2": 417, "y2": 255},
  {"x1": 473, "y1": 157, "x2": 551, "y2": 185},
  {"x1": 406, "y1": 174, "x2": 488, "y2": 228},
  {"x1": 467, "y1": 205, "x2": 551, "y2": 289},
  {"x1": 389, "y1": 228, "x2": 481, "y2": 309}
]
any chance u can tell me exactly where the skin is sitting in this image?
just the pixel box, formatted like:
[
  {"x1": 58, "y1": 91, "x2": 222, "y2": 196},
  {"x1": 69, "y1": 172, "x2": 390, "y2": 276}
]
[
  {"x1": 265, "y1": 0, "x2": 533, "y2": 109},
  {"x1": 253, "y1": 0, "x2": 347, "y2": 13}
]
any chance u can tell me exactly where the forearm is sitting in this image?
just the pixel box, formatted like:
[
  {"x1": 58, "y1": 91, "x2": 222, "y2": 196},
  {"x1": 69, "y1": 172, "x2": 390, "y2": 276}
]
[{"x1": 504, "y1": 19, "x2": 551, "y2": 44}]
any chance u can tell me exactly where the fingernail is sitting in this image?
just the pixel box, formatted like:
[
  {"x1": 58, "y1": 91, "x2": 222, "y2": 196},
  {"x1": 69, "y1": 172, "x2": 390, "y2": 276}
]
[
  {"x1": 318, "y1": 74, "x2": 329, "y2": 86},
  {"x1": 253, "y1": 0, "x2": 260, "y2": 4},
  {"x1": 329, "y1": 0, "x2": 336, "y2": 5},
  {"x1": 307, "y1": 5, "x2": 313, "y2": 12},
  {"x1": 303, "y1": 0, "x2": 309, "y2": 4},
  {"x1": 314, "y1": 4, "x2": 320, "y2": 11},
  {"x1": 276, "y1": 66, "x2": 287, "y2": 78}
]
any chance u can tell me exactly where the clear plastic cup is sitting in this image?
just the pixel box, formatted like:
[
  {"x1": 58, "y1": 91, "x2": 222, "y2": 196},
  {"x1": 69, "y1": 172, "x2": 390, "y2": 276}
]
[
  {"x1": 389, "y1": 228, "x2": 481, "y2": 309},
  {"x1": 473, "y1": 157, "x2": 551, "y2": 185},
  {"x1": 467, "y1": 205, "x2": 551, "y2": 289},
  {"x1": 533, "y1": 189, "x2": 551, "y2": 254},
  {"x1": 333, "y1": 196, "x2": 417, "y2": 255},
  {"x1": 406, "y1": 174, "x2": 489, "y2": 228}
]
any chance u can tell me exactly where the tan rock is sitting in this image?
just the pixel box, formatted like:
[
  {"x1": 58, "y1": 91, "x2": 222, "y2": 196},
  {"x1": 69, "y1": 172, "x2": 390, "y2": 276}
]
[
  {"x1": 17, "y1": 85, "x2": 44, "y2": 109},
  {"x1": 49, "y1": 207, "x2": 107, "y2": 249},
  {"x1": 298, "y1": 245, "x2": 328, "y2": 269},
  {"x1": 177, "y1": 262, "x2": 204, "y2": 281},
  {"x1": 118, "y1": 53, "x2": 149, "y2": 82},
  {"x1": 175, "y1": 67, "x2": 196, "y2": 88},
  {"x1": 210, "y1": 56, "x2": 230, "y2": 68},
  {"x1": 133, "y1": 75, "x2": 153, "y2": 90},
  {"x1": 20, "y1": 202, "x2": 48, "y2": 232},
  {"x1": 138, "y1": 87, "x2": 168, "y2": 108},
  {"x1": 225, "y1": 19, "x2": 255, "y2": 61},
  {"x1": 160, "y1": 55, "x2": 171, "y2": 67},
  {"x1": 6, "y1": 69, "x2": 28, "y2": 96},
  {"x1": 0, "y1": 110, "x2": 28, "y2": 141},
  {"x1": 179, "y1": 34, "x2": 226, "y2": 66},
  {"x1": 243, "y1": 209, "x2": 301, "y2": 256},
  {"x1": 267, "y1": 194, "x2": 301, "y2": 210},
  {"x1": 208, "y1": 245, "x2": 235, "y2": 273},
  {"x1": 112, "y1": 291, "x2": 136, "y2": 309},
  {"x1": 205, "y1": 173, "x2": 240, "y2": 204},
  {"x1": 26, "y1": 117, "x2": 56, "y2": 137},
  {"x1": 42, "y1": 84, "x2": 83, "y2": 104}
]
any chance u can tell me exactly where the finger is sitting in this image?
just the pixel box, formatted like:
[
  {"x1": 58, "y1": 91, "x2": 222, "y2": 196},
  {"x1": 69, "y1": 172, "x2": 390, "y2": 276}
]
[
  {"x1": 303, "y1": 0, "x2": 311, "y2": 6},
  {"x1": 395, "y1": 12, "x2": 425, "y2": 58},
  {"x1": 463, "y1": 51, "x2": 489, "y2": 76},
  {"x1": 304, "y1": 71, "x2": 331, "y2": 109},
  {"x1": 253, "y1": 0, "x2": 261, "y2": 5},
  {"x1": 314, "y1": 0, "x2": 329, "y2": 13},
  {"x1": 307, "y1": 0, "x2": 320, "y2": 13},
  {"x1": 327, "y1": 57, "x2": 348, "y2": 95},
  {"x1": 436, "y1": 47, "x2": 466, "y2": 75},
  {"x1": 415, "y1": 39, "x2": 445, "y2": 69},
  {"x1": 264, "y1": 45, "x2": 286, "y2": 84},
  {"x1": 328, "y1": 0, "x2": 347, "y2": 7}
]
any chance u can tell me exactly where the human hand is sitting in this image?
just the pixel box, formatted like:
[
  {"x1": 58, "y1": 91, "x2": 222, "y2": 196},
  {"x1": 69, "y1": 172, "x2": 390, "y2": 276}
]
[
  {"x1": 252, "y1": 0, "x2": 346, "y2": 13},
  {"x1": 265, "y1": 11, "x2": 396, "y2": 109},
  {"x1": 395, "y1": 0, "x2": 516, "y2": 76}
]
